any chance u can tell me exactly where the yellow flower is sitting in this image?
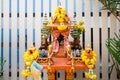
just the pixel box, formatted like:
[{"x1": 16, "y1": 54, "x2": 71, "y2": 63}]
[
  {"x1": 46, "y1": 20, "x2": 51, "y2": 25},
  {"x1": 85, "y1": 58, "x2": 90, "y2": 65},
  {"x1": 92, "y1": 75, "x2": 97, "y2": 79},
  {"x1": 81, "y1": 56, "x2": 87, "y2": 62},
  {"x1": 79, "y1": 20, "x2": 84, "y2": 25},
  {"x1": 64, "y1": 16, "x2": 69, "y2": 22},
  {"x1": 54, "y1": 6, "x2": 67, "y2": 23},
  {"x1": 81, "y1": 45, "x2": 97, "y2": 69},
  {"x1": 79, "y1": 26, "x2": 85, "y2": 31},
  {"x1": 48, "y1": 45, "x2": 52, "y2": 53},
  {"x1": 61, "y1": 8, "x2": 66, "y2": 14},
  {"x1": 21, "y1": 69, "x2": 32, "y2": 77},
  {"x1": 57, "y1": 24, "x2": 67, "y2": 31},
  {"x1": 26, "y1": 61, "x2": 32, "y2": 67},
  {"x1": 85, "y1": 72, "x2": 97, "y2": 80},
  {"x1": 54, "y1": 7, "x2": 60, "y2": 15},
  {"x1": 66, "y1": 45, "x2": 71, "y2": 53},
  {"x1": 23, "y1": 47, "x2": 39, "y2": 63},
  {"x1": 93, "y1": 56, "x2": 96, "y2": 62},
  {"x1": 85, "y1": 72, "x2": 89, "y2": 78},
  {"x1": 87, "y1": 64, "x2": 94, "y2": 69}
]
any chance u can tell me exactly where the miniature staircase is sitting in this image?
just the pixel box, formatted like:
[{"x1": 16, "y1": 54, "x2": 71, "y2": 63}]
[{"x1": 54, "y1": 46, "x2": 67, "y2": 58}]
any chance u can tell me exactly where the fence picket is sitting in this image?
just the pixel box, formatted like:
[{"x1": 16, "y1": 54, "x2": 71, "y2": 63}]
[
  {"x1": 11, "y1": 0, "x2": 17, "y2": 79},
  {"x1": 35, "y1": 0, "x2": 41, "y2": 48},
  {"x1": 3, "y1": 0, "x2": 9, "y2": 80},
  {"x1": 19, "y1": 0, "x2": 25, "y2": 80},
  {"x1": 101, "y1": 10, "x2": 109, "y2": 80},
  {"x1": 84, "y1": 0, "x2": 91, "y2": 46},
  {"x1": 110, "y1": 14, "x2": 117, "y2": 80},
  {"x1": 93, "y1": 0, "x2": 100, "y2": 80}
]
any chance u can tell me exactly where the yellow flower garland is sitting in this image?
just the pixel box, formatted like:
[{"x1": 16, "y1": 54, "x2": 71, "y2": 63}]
[
  {"x1": 85, "y1": 72, "x2": 97, "y2": 80},
  {"x1": 81, "y1": 44, "x2": 97, "y2": 80},
  {"x1": 21, "y1": 69, "x2": 32, "y2": 77},
  {"x1": 57, "y1": 23, "x2": 67, "y2": 31},
  {"x1": 21, "y1": 45, "x2": 39, "y2": 77},
  {"x1": 81, "y1": 44, "x2": 96, "y2": 69},
  {"x1": 54, "y1": 6, "x2": 69, "y2": 23},
  {"x1": 75, "y1": 20, "x2": 85, "y2": 32}
]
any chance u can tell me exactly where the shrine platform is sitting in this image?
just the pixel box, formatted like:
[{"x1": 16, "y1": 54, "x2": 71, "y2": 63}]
[
  {"x1": 39, "y1": 57, "x2": 88, "y2": 70},
  {"x1": 38, "y1": 57, "x2": 88, "y2": 80}
]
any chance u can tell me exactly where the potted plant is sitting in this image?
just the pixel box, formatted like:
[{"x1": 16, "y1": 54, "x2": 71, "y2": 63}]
[
  {"x1": 70, "y1": 20, "x2": 85, "y2": 51},
  {"x1": 106, "y1": 33, "x2": 120, "y2": 78}
]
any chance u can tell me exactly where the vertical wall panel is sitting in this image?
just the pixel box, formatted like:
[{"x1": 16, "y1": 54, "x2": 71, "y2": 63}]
[
  {"x1": 84, "y1": 0, "x2": 91, "y2": 46},
  {"x1": 19, "y1": 0, "x2": 25, "y2": 79},
  {"x1": 0, "y1": 0, "x2": 1, "y2": 35},
  {"x1": 3, "y1": 0, "x2": 9, "y2": 80},
  {"x1": 75, "y1": 70, "x2": 85, "y2": 80},
  {"x1": 116, "y1": 20, "x2": 120, "y2": 33},
  {"x1": 68, "y1": 0, "x2": 74, "y2": 41},
  {"x1": 0, "y1": 0, "x2": 1, "y2": 53},
  {"x1": 93, "y1": 0, "x2": 100, "y2": 80},
  {"x1": 27, "y1": 0, "x2": 33, "y2": 48},
  {"x1": 76, "y1": 0, "x2": 82, "y2": 21},
  {"x1": 11, "y1": 0, "x2": 17, "y2": 80},
  {"x1": 98, "y1": 2, "x2": 102, "y2": 79},
  {"x1": 32, "y1": 0, "x2": 35, "y2": 46},
  {"x1": 116, "y1": 19, "x2": 120, "y2": 34},
  {"x1": 42, "y1": 70, "x2": 48, "y2": 80},
  {"x1": 35, "y1": 0, "x2": 41, "y2": 48},
  {"x1": 110, "y1": 14, "x2": 117, "y2": 80},
  {"x1": 43, "y1": 0, "x2": 49, "y2": 16},
  {"x1": 26, "y1": 0, "x2": 33, "y2": 80},
  {"x1": 67, "y1": 0, "x2": 74, "y2": 20},
  {"x1": 101, "y1": 8, "x2": 108, "y2": 80},
  {"x1": 60, "y1": 0, "x2": 66, "y2": 8},
  {"x1": 76, "y1": 1, "x2": 85, "y2": 79},
  {"x1": 56, "y1": 70, "x2": 65, "y2": 80},
  {"x1": 51, "y1": 0, "x2": 57, "y2": 17}
]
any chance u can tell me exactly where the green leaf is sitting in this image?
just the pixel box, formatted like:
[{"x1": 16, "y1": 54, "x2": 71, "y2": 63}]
[{"x1": 106, "y1": 33, "x2": 120, "y2": 65}]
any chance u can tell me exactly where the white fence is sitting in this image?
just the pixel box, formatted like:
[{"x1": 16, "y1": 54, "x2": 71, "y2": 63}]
[{"x1": 0, "y1": 0, "x2": 120, "y2": 80}]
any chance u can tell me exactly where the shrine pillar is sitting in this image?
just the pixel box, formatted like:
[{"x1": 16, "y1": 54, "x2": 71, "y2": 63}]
[
  {"x1": 65, "y1": 68, "x2": 74, "y2": 80},
  {"x1": 47, "y1": 68, "x2": 55, "y2": 80}
]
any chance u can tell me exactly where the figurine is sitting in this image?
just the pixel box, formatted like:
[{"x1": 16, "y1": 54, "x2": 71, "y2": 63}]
[
  {"x1": 39, "y1": 49, "x2": 48, "y2": 57},
  {"x1": 52, "y1": 37, "x2": 59, "y2": 53}
]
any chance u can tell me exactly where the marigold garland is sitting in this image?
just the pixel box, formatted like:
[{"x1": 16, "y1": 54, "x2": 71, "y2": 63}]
[
  {"x1": 85, "y1": 71, "x2": 97, "y2": 80},
  {"x1": 21, "y1": 45, "x2": 39, "y2": 77},
  {"x1": 54, "y1": 6, "x2": 69, "y2": 23},
  {"x1": 81, "y1": 44, "x2": 97, "y2": 80},
  {"x1": 57, "y1": 23, "x2": 67, "y2": 31},
  {"x1": 81, "y1": 44, "x2": 96, "y2": 69}
]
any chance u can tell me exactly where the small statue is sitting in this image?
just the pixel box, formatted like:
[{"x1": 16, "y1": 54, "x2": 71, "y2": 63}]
[
  {"x1": 39, "y1": 49, "x2": 48, "y2": 57},
  {"x1": 72, "y1": 37, "x2": 82, "y2": 50},
  {"x1": 39, "y1": 36, "x2": 48, "y2": 57},
  {"x1": 75, "y1": 49, "x2": 81, "y2": 57}
]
